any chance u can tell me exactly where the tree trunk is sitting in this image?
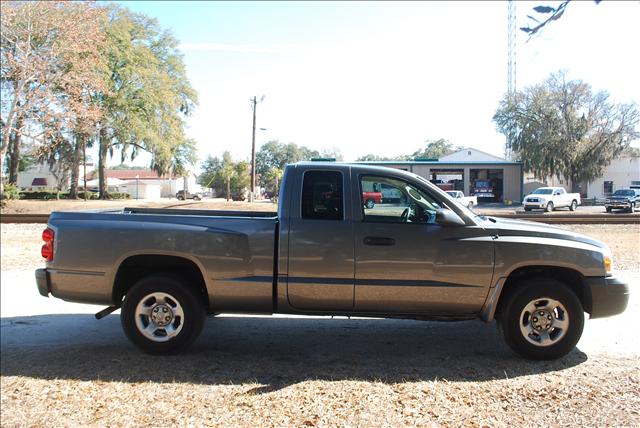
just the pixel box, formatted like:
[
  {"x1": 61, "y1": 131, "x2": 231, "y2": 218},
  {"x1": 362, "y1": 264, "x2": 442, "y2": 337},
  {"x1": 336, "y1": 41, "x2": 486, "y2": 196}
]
[
  {"x1": 98, "y1": 128, "x2": 109, "y2": 199},
  {"x1": 226, "y1": 177, "x2": 230, "y2": 201},
  {"x1": 8, "y1": 115, "x2": 23, "y2": 185},
  {"x1": 0, "y1": 124, "x2": 13, "y2": 194},
  {"x1": 68, "y1": 133, "x2": 83, "y2": 199}
]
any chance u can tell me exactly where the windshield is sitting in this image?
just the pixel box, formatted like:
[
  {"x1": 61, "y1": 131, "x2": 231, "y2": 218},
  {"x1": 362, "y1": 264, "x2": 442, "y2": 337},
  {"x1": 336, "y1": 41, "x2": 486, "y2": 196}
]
[
  {"x1": 532, "y1": 188, "x2": 553, "y2": 195},
  {"x1": 612, "y1": 190, "x2": 634, "y2": 196},
  {"x1": 413, "y1": 173, "x2": 476, "y2": 218}
]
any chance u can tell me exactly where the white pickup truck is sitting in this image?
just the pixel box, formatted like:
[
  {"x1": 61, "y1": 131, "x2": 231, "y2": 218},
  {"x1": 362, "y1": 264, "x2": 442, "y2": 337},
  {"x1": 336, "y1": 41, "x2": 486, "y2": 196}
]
[
  {"x1": 523, "y1": 187, "x2": 581, "y2": 212},
  {"x1": 446, "y1": 190, "x2": 477, "y2": 209}
]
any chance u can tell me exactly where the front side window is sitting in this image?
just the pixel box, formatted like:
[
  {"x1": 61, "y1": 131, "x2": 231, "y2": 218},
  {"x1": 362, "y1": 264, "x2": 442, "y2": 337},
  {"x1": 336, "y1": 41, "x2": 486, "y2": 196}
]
[
  {"x1": 360, "y1": 175, "x2": 442, "y2": 224},
  {"x1": 301, "y1": 170, "x2": 344, "y2": 220}
]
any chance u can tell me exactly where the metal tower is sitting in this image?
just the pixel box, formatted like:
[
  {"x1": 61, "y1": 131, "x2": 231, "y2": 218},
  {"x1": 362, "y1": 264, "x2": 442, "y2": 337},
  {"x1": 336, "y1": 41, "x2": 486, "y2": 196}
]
[{"x1": 505, "y1": 0, "x2": 516, "y2": 160}]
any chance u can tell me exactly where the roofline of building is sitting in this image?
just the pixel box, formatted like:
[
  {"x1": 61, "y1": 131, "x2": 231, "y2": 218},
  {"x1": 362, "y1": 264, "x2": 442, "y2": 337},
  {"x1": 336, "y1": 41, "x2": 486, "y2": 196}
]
[{"x1": 354, "y1": 160, "x2": 524, "y2": 166}]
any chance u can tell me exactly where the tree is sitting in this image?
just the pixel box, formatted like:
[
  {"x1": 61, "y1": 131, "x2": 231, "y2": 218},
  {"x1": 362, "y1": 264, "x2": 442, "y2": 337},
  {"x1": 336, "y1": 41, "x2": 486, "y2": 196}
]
[
  {"x1": 410, "y1": 139, "x2": 460, "y2": 159},
  {"x1": 0, "y1": 1, "x2": 106, "y2": 194},
  {"x1": 94, "y1": 6, "x2": 197, "y2": 199},
  {"x1": 494, "y1": 71, "x2": 640, "y2": 190},
  {"x1": 198, "y1": 152, "x2": 249, "y2": 200},
  {"x1": 255, "y1": 140, "x2": 320, "y2": 188}
]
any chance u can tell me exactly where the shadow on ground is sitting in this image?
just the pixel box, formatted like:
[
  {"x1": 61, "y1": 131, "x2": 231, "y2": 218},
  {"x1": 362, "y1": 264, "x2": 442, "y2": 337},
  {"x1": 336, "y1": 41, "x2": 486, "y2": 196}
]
[{"x1": 1, "y1": 314, "x2": 587, "y2": 390}]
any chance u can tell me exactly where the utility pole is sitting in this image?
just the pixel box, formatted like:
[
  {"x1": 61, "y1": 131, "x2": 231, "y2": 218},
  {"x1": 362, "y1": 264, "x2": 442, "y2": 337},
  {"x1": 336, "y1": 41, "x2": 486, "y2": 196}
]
[
  {"x1": 506, "y1": 0, "x2": 516, "y2": 160},
  {"x1": 250, "y1": 95, "x2": 265, "y2": 202}
]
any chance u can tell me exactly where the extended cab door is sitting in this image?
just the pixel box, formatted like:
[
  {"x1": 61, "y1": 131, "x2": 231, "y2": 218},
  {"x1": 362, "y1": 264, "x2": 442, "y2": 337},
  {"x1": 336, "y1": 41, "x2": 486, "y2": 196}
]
[
  {"x1": 286, "y1": 167, "x2": 355, "y2": 311},
  {"x1": 352, "y1": 172, "x2": 494, "y2": 314}
]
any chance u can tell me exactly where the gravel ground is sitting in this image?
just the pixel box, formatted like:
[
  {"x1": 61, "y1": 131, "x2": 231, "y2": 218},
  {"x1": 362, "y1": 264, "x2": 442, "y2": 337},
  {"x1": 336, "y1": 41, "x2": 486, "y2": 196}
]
[{"x1": 1, "y1": 222, "x2": 639, "y2": 427}]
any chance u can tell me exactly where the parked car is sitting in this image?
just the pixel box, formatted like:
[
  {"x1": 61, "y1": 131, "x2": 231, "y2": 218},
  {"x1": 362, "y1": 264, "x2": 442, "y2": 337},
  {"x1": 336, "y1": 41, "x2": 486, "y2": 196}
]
[
  {"x1": 605, "y1": 189, "x2": 640, "y2": 213},
  {"x1": 36, "y1": 163, "x2": 628, "y2": 360},
  {"x1": 523, "y1": 187, "x2": 581, "y2": 212},
  {"x1": 446, "y1": 190, "x2": 477, "y2": 209},
  {"x1": 176, "y1": 190, "x2": 202, "y2": 201},
  {"x1": 472, "y1": 179, "x2": 496, "y2": 201},
  {"x1": 362, "y1": 191, "x2": 383, "y2": 208}
]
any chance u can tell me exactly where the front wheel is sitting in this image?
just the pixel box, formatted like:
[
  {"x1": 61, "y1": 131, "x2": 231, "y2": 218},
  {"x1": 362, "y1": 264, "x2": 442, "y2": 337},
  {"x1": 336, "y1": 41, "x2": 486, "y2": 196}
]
[
  {"x1": 628, "y1": 202, "x2": 635, "y2": 213},
  {"x1": 467, "y1": 201, "x2": 474, "y2": 209},
  {"x1": 365, "y1": 199, "x2": 375, "y2": 209},
  {"x1": 498, "y1": 278, "x2": 584, "y2": 360},
  {"x1": 545, "y1": 202, "x2": 554, "y2": 212},
  {"x1": 606, "y1": 207, "x2": 612, "y2": 213},
  {"x1": 121, "y1": 275, "x2": 206, "y2": 355}
]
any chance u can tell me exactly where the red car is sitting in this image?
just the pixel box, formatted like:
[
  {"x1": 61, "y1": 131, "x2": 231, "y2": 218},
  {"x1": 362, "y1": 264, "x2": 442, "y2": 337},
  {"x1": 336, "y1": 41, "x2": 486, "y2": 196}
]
[{"x1": 362, "y1": 191, "x2": 383, "y2": 208}]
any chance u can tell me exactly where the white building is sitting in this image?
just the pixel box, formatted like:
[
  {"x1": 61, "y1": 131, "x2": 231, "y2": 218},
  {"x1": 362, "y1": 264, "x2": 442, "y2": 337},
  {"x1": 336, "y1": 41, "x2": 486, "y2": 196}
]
[
  {"x1": 119, "y1": 180, "x2": 162, "y2": 199},
  {"x1": 17, "y1": 163, "x2": 96, "y2": 191},
  {"x1": 524, "y1": 155, "x2": 640, "y2": 199}
]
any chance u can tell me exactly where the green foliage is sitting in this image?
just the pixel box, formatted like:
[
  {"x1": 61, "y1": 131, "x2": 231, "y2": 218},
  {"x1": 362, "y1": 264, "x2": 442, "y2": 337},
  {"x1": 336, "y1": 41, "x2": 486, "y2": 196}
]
[
  {"x1": 1, "y1": 183, "x2": 21, "y2": 200},
  {"x1": 96, "y1": 5, "x2": 198, "y2": 197},
  {"x1": 255, "y1": 140, "x2": 320, "y2": 187},
  {"x1": 356, "y1": 139, "x2": 458, "y2": 162},
  {"x1": 410, "y1": 139, "x2": 460, "y2": 160},
  {"x1": 198, "y1": 152, "x2": 249, "y2": 198},
  {"x1": 19, "y1": 190, "x2": 128, "y2": 200},
  {"x1": 494, "y1": 71, "x2": 640, "y2": 187}
]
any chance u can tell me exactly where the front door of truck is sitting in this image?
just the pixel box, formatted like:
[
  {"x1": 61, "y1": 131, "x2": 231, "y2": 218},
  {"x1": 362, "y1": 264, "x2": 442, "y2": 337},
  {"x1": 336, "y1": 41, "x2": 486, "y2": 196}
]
[
  {"x1": 353, "y1": 174, "x2": 493, "y2": 314},
  {"x1": 287, "y1": 169, "x2": 355, "y2": 311}
]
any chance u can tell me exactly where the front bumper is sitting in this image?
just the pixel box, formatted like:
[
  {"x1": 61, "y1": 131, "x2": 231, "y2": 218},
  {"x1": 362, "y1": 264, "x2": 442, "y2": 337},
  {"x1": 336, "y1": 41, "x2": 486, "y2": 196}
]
[
  {"x1": 524, "y1": 202, "x2": 547, "y2": 209},
  {"x1": 36, "y1": 268, "x2": 50, "y2": 297},
  {"x1": 605, "y1": 202, "x2": 631, "y2": 208},
  {"x1": 585, "y1": 276, "x2": 629, "y2": 318}
]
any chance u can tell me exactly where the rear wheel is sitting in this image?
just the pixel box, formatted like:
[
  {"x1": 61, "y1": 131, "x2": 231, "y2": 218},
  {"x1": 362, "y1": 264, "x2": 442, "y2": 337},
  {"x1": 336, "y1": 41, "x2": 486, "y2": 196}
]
[
  {"x1": 467, "y1": 201, "x2": 474, "y2": 209},
  {"x1": 497, "y1": 278, "x2": 584, "y2": 360},
  {"x1": 606, "y1": 207, "x2": 612, "y2": 213},
  {"x1": 569, "y1": 200, "x2": 577, "y2": 211},
  {"x1": 121, "y1": 275, "x2": 206, "y2": 355},
  {"x1": 365, "y1": 199, "x2": 375, "y2": 209},
  {"x1": 545, "y1": 202, "x2": 554, "y2": 212},
  {"x1": 628, "y1": 202, "x2": 635, "y2": 213}
]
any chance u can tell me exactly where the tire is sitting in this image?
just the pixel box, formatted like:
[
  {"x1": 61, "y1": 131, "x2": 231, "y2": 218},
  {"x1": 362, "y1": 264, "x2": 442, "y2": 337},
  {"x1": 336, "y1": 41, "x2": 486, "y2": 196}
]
[
  {"x1": 467, "y1": 201, "x2": 474, "y2": 209},
  {"x1": 545, "y1": 201, "x2": 554, "y2": 212},
  {"x1": 193, "y1": 196, "x2": 201, "y2": 201},
  {"x1": 121, "y1": 275, "x2": 206, "y2": 355},
  {"x1": 628, "y1": 202, "x2": 635, "y2": 213},
  {"x1": 177, "y1": 196, "x2": 184, "y2": 201},
  {"x1": 365, "y1": 199, "x2": 375, "y2": 209},
  {"x1": 524, "y1": 207, "x2": 532, "y2": 212},
  {"x1": 497, "y1": 277, "x2": 584, "y2": 360},
  {"x1": 569, "y1": 200, "x2": 577, "y2": 211},
  {"x1": 606, "y1": 207, "x2": 612, "y2": 213}
]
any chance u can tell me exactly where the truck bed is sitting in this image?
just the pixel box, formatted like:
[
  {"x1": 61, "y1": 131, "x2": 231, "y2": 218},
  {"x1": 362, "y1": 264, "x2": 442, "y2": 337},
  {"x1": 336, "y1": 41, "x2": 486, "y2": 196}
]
[{"x1": 45, "y1": 208, "x2": 278, "y2": 312}]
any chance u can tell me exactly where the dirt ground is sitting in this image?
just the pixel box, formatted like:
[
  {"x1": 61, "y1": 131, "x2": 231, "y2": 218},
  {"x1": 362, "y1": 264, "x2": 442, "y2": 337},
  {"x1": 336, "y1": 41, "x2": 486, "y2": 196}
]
[
  {"x1": 1, "y1": 222, "x2": 639, "y2": 427},
  {"x1": 1, "y1": 198, "x2": 278, "y2": 215}
]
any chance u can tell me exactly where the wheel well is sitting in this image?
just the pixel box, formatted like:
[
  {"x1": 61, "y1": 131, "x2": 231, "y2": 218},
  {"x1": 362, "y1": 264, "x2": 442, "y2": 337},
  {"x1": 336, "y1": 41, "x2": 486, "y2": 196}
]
[
  {"x1": 497, "y1": 266, "x2": 590, "y2": 316},
  {"x1": 113, "y1": 255, "x2": 209, "y2": 308}
]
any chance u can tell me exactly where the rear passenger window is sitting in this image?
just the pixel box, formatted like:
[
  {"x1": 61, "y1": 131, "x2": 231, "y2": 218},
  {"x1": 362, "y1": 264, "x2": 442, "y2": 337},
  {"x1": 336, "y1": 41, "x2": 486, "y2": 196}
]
[{"x1": 301, "y1": 171, "x2": 344, "y2": 220}]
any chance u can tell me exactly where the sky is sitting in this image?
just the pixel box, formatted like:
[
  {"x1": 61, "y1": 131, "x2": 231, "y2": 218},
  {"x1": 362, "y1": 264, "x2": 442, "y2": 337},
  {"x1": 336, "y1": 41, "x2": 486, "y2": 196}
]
[{"x1": 110, "y1": 0, "x2": 640, "y2": 167}]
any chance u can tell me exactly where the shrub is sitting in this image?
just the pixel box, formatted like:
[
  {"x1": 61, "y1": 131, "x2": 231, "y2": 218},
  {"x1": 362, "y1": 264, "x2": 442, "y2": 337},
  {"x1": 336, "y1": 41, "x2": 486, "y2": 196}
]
[
  {"x1": 76, "y1": 191, "x2": 98, "y2": 200},
  {"x1": 1, "y1": 184, "x2": 21, "y2": 200},
  {"x1": 110, "y1": 192, "x2": 131, "y2": 199}
]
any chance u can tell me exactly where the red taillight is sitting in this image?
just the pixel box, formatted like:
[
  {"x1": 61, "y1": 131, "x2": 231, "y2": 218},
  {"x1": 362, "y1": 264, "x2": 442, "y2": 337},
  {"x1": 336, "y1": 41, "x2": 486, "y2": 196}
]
[{"x1": 41, "y1": 227, "x2": 54, "y2": 261}]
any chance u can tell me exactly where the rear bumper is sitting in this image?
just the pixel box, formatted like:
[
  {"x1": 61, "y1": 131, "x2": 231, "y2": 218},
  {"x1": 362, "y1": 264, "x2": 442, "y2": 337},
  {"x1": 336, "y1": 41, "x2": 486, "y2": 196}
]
[
  {"x1": 36, "y1": 268, "x2": 50, "y2": 297},
  {"x1": 586, "y1": 276, "x2": 629, "y2": 318}
]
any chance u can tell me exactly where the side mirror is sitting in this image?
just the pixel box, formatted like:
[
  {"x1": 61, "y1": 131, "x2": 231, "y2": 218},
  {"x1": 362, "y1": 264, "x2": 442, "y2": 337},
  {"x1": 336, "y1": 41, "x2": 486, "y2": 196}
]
[{"x1": 436, "y1": 208, "x2": 466, "y2": 227}]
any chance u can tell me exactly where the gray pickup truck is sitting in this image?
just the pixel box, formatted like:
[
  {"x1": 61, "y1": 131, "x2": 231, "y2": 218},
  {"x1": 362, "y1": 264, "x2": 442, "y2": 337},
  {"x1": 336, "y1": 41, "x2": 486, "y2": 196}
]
[{"x1": 36, "y1": 163, "x2": 629, "y2": 359}]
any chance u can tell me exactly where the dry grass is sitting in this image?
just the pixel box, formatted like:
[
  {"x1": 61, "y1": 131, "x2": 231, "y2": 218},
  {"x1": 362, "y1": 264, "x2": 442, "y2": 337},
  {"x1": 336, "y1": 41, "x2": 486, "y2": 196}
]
[{"x1": 1, "y1": 220, "x2": 639, "y2": 427}]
